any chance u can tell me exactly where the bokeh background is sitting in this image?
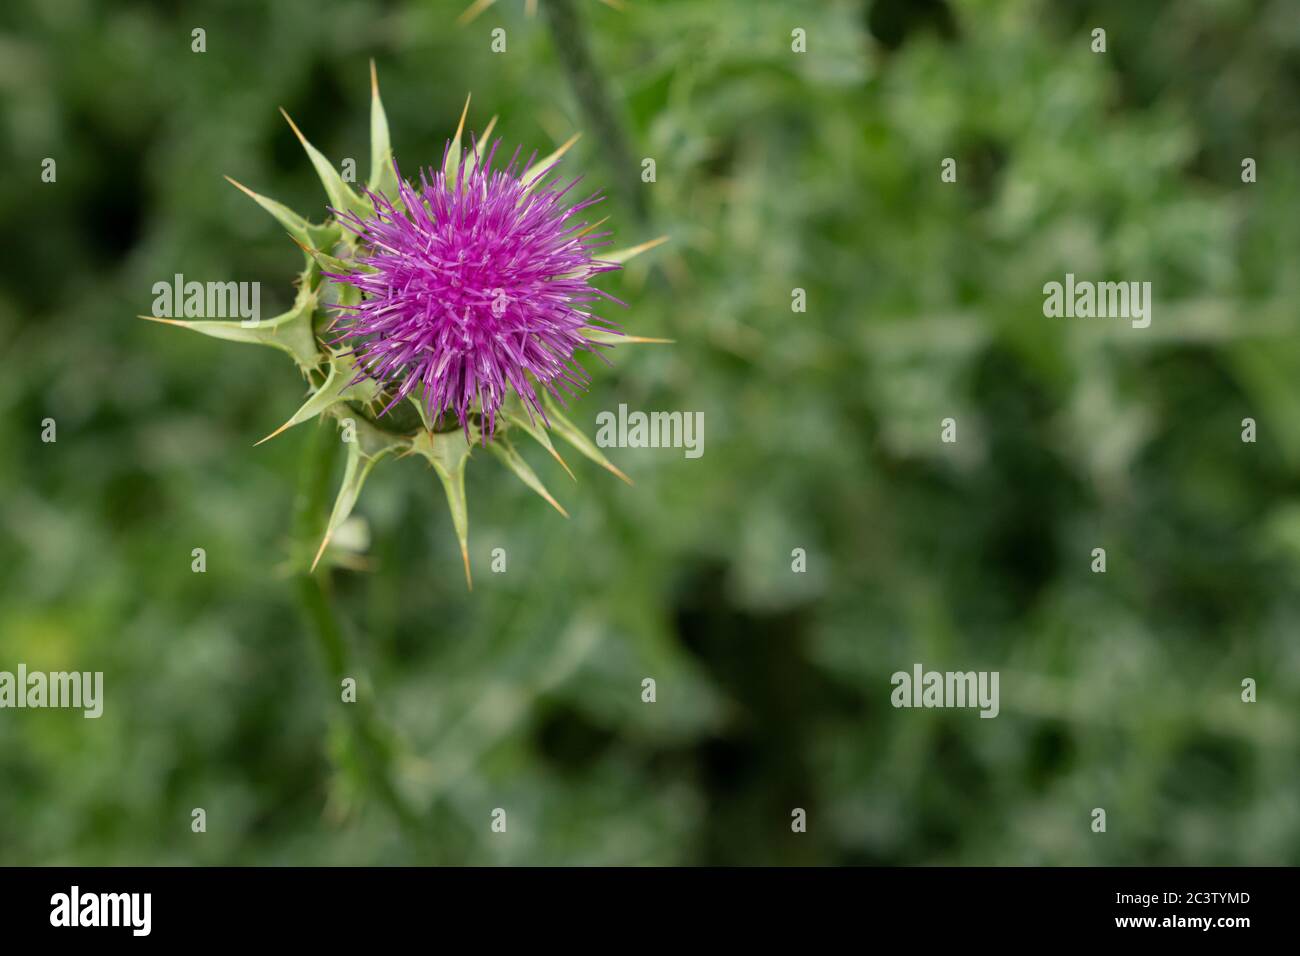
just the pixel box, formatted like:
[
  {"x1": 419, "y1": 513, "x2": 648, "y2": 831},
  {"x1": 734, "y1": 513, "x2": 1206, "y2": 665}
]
[{"x1": 2, "y1": 0, "x2": 1299, "y2": 865}]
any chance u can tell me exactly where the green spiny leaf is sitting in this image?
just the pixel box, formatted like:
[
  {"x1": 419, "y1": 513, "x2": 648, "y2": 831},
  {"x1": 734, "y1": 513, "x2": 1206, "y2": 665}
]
[
  {"x1": 490, "y1": 434, "x2": 568, "y2": 517},
  {"x1": 521, "y1": 132, "x2": 581, "y2": 192},
  {"x1": 411, "y1": 428, "x2": 476, "y2": 588},
  {"x1": 443, "y1": 94, "x2": 472, "y2": 186},
  {"x1": 256, "y1": 354, "x2": 379, "y2": 446},
  {"x1": 339, "y1": 408, "x2": 410, "y2": 459},
  {"x1": 137, "y1": 283, "x2": 320, "y2": 372},
  {"x1": 408, "y1": 393, "x2": 434, "y2": 432},
  {"x1": 368, "y1": 60, "x2": 399, "y2": 199},
  {"x1": 554, "y1": 235, "x2": 670, "y2": 280},
  {"x1": 473, "y1": 115, "x2": 498, "y2": 162},
  {"x1": 310, "y1": 416, "x2": 405, "y2": 572},
  {"x1": 224, "y1": 177, "x2": 340, "y2": 262},
  {"x1": 501, "y1": 401, "x2": 574, "y2": 480},
  {"x1": 581, "y1": 328, "x2": 674, "y2": 346},
  {"x1": 601, "y1": 234, "x2": 670, "y2": 265},
  {"x1": 280, "y1": 108, "x2": 370, "y2": 220},
  {"x1": 541, "y1": 391, "x2": 632, "y2": 485},
  {"x1": 224, "y1": 176, "x2": 315, "y2": 249},
  {"x1": 290, "y1": 235, "x2": 356, "y2": 275}
]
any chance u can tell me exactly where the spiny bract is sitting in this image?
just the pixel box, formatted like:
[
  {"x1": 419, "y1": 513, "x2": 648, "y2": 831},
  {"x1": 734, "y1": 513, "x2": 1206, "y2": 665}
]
[{"x1": 142, "y1": 64, "x2": 666, "y2": 587}]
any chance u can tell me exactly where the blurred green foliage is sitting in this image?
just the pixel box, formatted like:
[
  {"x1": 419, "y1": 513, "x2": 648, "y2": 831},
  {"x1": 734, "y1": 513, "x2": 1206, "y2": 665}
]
[{"x1": 1, "y1": 0, "x2": 1298, "y2": 865}]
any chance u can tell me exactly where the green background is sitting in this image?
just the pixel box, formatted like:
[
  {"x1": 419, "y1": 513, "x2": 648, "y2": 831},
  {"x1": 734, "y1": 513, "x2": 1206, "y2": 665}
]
[{"x1": 2, "y1": 0, "x2": 1298, "y2": 864}]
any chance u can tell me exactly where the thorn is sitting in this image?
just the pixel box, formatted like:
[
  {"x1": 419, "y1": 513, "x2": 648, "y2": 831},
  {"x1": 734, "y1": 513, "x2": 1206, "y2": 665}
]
[
  {"x1": 457, "y1": 0, "x2": 496, "y2": 26},
  {"x1": 603, "y1": 460, "x2": 634, "y2": 486},
  {"x1": 607, "y1": 234, "x2": 670, "y2": 264},
  {"x1": 369, "y1": 58, "x2": 378, "y2": 97},
  {"x1": 539, "y1": 488, "x2": 569, "y2": 518},
  {"x1": 574, "y1": 216, "x2": 610, "y2": 239},
  {"x1": 310, "y1": 531, "x2": 332, "y2": 573},
  {"x1": 474, "y1": 115, "x2": 499, "y2": 157},
  {"x1": 279, "y1": 107, "x2": 308, "y2": 147},
  {"x1": 582, "y1": 329, "x2": 675, "y2": 345},
  {"x1": 254, "y1": 418, "x2": 295, "y2": 447},
  {"x1": 223, "y1": 175, "x2": 260, "y2": 200},
  {"x1": 453, "y1": 93, "x2": 471, "y2": 145},
  {"x1": 288, "y1": 234, "x2": 334, "y2": 266},
  {"x1": 461, "y1": 542, "x2": 473, "y2": 591},
  {"x1": 136, "y1": 314, "x2": 188, "y2": 326},
  {"x1": 522, "y1": 132, "x2": 584, "y2": 188},
  {"x1": 548, "y1": 131, "x2": 581, "y2": 164},
  {"x1": 546, "y1": 444, "x2": 576, "y2": 481}
]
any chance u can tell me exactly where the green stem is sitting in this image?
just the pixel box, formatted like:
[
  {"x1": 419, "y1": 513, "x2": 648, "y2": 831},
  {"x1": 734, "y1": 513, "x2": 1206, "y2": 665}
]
[
  {"x1": 292, "y1": 423, "x2": 428, "y2": 845},
  {"x1": 541, "y1": 0, "x2": 646, "y2": 221}
]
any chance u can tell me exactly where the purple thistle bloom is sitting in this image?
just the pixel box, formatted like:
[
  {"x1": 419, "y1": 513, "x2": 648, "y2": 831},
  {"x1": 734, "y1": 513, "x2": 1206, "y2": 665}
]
[{"x1": 325, "y1": 139, "x2": 623, "y2": 438}]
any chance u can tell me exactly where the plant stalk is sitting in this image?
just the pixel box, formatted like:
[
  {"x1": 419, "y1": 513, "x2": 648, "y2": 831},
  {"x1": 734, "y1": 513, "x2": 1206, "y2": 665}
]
[{"x1": 292, "y1": 422, "x2": 428, "y2": 846}]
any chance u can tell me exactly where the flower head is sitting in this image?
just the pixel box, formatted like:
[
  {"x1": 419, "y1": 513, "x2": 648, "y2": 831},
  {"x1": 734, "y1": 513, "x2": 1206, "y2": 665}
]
[
  {"x1": 143, "y1": 67, "x2": 665, "y2": 586},
  {"x1": 325, "y1": 141, "x2": 622, "y2": 438}
]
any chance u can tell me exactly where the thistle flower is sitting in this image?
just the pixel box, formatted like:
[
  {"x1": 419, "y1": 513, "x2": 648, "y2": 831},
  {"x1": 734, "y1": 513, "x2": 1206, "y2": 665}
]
[
  {"x1": 141, "y1": 64, "x2": 666, "y2": 587},
  {"x1": 325, "y1": 144, "x2": 622, "y2": 439}
]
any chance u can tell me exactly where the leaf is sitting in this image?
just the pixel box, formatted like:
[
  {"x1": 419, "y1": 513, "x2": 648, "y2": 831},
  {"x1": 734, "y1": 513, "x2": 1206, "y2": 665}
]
[
  {"x1": 490, "y1": 435, "x2": 568, "y2": 517},
  {"x1": 310, "y1": 416, "x2": 406, "y2": 572},
  {"x1": 555, "y1": 234, "x2": 670, "y2": 280},
  {"x1": 541, "y1": 392, "x2": 632, "y2": 485},
  {"x1": 223, "y1": 176, "x2": 325, "y2": 250},
  {"x1": 280, "y1": 108, "x2": 370, "y2": 220},
  {"x1": 255, "y1": 354, "x2": 380, "y2": 446},
  {"x1": 288, "y1": 234, "x2": 357, "y2": 275},
  {"x1": 443, "y1": 94, "x2": 472, "y2": 186},
  {"x1": 407, "y1": 393, "x2": 435, "y2": 432},
  {"x1": 601, "y1": 234, "x2": 670, "y2": 265},
  {"x1": 581, "y1": 329, "x2": 674, "y2": 346},
  {"x1": 137, "y1": 282, "x2": 320, "y2": 372},
  {"x1": 411, "y1": 428, "x2": 476, "y2": 589},
  {"x1": 521, "y1": 132, "x2": 581, "y2": 192},
  {"x1": 473, "y1": 115, "x2": 498, "y2": 162},
  {"x1": 367, "y1": 60, "x2": 399, "y2": 199},
  {"x1": 501, "y1": 403, "x2": 574, "y2": 480}
]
